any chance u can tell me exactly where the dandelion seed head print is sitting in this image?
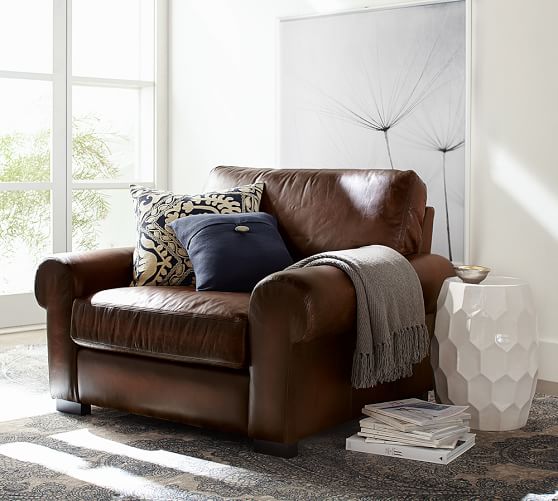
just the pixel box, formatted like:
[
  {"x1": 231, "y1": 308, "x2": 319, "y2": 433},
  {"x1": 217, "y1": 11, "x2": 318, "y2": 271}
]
[{"x1": 280, "y1": 1, "x2": 466, "y2": 262}]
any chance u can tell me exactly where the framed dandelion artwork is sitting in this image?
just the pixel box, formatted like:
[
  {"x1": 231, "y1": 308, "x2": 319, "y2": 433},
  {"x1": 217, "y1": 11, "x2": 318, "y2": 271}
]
[{"x1": 279, "y1": 0, "x2": 466, "y2": 262}]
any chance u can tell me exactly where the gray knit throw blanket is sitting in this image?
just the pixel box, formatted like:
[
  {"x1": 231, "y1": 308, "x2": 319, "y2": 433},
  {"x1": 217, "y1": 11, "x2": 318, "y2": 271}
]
[{"x1": 289, "y1": 245, "x2": 429, "y2": 389}]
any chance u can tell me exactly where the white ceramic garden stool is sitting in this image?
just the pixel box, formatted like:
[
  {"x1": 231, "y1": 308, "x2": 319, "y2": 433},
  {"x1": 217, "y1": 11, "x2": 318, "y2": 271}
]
[{"x1": 431, "y1": 276, "x2": 538, "y2": 431}]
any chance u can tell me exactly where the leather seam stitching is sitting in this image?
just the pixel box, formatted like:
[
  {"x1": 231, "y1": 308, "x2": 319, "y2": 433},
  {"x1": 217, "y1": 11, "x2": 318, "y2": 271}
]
[
  {"x1": 72, "y1": 338, "x2": 245, "y2": 369},
  {"x1": 397, "y1": 174, "x2": 416, "y2": 254},
  {"x1": 78, "y1": 301, "x2": 247, "y2": 324}
]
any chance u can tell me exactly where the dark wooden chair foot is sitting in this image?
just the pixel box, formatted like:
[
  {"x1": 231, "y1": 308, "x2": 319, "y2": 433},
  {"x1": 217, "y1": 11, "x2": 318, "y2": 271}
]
[
  {"x1": 253, "y1": 439, "x2": 298, "y2": 458},
  {"x1": 56, "y1": 399, "x2": 91, "y2": 416}
]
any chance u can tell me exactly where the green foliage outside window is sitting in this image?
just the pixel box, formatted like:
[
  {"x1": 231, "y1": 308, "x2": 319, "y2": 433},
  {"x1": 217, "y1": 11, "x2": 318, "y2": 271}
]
[{"x1": 0, "y1": 118, "x2": 120, "y2": 255}]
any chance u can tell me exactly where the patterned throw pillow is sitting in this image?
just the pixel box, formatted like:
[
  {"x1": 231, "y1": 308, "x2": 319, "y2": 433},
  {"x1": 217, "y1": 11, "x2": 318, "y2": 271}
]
[{"x1": 130, "y1": 183, "x2": 264, "y2": 286}]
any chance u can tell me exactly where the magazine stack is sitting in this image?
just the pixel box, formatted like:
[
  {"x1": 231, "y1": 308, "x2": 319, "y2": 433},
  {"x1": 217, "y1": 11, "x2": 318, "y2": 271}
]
[{"x1": 346, "y1": 398, "x2": 476, "y2": 464}]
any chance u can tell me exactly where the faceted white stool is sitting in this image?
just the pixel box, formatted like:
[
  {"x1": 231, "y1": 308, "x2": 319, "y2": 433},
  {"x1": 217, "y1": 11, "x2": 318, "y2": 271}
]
[{"x1": 431, "y1": 276, "x2": 538, "y2": 431}]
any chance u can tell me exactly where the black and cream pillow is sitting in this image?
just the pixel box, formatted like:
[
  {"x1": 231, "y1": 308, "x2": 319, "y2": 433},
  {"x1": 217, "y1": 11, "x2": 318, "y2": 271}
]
[{"x1": 130, "y1": 183, "x2": 264, "y2": 286}]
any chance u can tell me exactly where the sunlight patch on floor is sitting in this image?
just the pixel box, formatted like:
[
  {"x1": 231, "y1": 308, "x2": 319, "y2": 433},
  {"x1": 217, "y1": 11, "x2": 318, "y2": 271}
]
[
  {"x1": 0, "y1": 337, "x2": 52, "y2": 422},
  {"x1": 0, "y1": 442, "x2": 192, "y2": 500},
  {"x1": 522, "y1": 492, "x2": 558, "y2": 501},
  {"x1": 0, "y1": 384, "x2": 54, "y2": 422},
  {"x1": 53, "y1": 428, "x2": 257, "y2": 484}
]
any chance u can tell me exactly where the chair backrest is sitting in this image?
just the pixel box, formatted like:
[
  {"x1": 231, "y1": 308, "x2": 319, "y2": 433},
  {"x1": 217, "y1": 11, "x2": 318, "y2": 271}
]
[{"x1": 206, "y1": 166, "x2": 429, "y2": 259}]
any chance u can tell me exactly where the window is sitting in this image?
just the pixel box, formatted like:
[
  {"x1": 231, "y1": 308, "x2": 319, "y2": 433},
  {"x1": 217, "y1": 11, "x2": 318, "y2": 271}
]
[{"x1": 0, "y1": 0, "x2": 167, "y2": 328}]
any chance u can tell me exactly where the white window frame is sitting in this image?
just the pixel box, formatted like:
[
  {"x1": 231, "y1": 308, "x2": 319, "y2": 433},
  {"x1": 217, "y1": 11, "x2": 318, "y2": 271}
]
[{"x1": 0, "y1": 0, "x2": 168, "y2": 330}]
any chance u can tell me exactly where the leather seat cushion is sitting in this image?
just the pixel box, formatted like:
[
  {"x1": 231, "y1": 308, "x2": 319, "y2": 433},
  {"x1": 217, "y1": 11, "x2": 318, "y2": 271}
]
[{"x1": 71, "y1": 286, "x2": 250, "y2": 369}]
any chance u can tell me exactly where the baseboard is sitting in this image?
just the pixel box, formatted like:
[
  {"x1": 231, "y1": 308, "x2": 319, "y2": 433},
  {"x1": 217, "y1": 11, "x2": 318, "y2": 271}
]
[
  {"x1": 536, "y1": 379, "x2": 558, "y2": 396},
  {"x1": 539, "y1": 339, "x2": 558, "y2": 384},
  {"x1": 0, "y1": 324, "x2": 46, "y2": 335},
  {"x1": 0, "y1": 293, "x2": 45, "y2": 329}
]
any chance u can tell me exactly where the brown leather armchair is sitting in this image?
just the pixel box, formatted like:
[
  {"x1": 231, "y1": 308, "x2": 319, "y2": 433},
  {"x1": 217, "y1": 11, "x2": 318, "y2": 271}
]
[{"x1": 35, "y1": 167, "x2": 455, "y2": 457}]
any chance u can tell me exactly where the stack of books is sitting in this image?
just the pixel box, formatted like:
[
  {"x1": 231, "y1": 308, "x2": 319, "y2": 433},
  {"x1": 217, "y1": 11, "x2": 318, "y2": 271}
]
[{"x1": 346, "y1": 398, "x2": 476, "y2": 464}]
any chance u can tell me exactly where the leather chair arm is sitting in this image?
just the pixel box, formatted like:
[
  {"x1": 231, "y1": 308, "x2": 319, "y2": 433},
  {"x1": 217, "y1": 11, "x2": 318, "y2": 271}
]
[
  {"x1": 247, "y1": 255, "x2": 454, "y2": 444},
  {"x1": 249, "y1": 265, "x2": 356, "y2": 344},
  {"x1": 406, "y1": 253, "x2": 456, "y2": 314},
  {"x1": 248, "y1": 253, "x2": 453, "y2": 340},
  {"x1": 248, "y1": 266, "x2": 356, "y2": 444},
  {"x1": 35, "y1": 247, "x2": 134, "y2": 307},
  {"x1": 34, "y1": 247, "x2": 133, "y2": 402}
]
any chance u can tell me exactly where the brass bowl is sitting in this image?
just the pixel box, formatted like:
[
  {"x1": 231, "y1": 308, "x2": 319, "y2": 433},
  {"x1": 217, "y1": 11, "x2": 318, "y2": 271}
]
[{"x1": 454, "y1": 265, "x2": 491, "y2": 284}]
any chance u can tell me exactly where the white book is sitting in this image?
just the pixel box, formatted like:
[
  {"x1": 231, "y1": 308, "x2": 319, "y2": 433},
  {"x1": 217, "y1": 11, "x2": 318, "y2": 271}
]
[
  {"x1": 346, "y1": 433, "x2": 476, "y2": 465},
  {"x1": 361, "y1": 408, "x2": 416, "y2": 431},
  {"x1": 362, "y1": 438, "x2": 411, "y2": 445},
  {"x1": 412, "y1": 424, "x2": 470, "y2": 440},
  {"x1": 358, "y1": 432, "x2": 458, "y2": 449},
  {"x1": 360, "y1": 421, "x2": 470, "y2": 442},
  {"x1": 362, "y1": 437, "x2": 460, "y2": 449},
  {"x1": 364, "y1": 399, "x2": 469, "y2": 426},
  {"x1": 359, "y1": 424, "x2": 469, "y2": 444},
  {"x1": 359, "y1": 413, "x2": 470, "y2": 434},
  {"x1": 365, "y1": 436, "x2": 461, "y2": 450},
  {"x1": 357, "y1": 429, "x2": 465, "y2": 449}
]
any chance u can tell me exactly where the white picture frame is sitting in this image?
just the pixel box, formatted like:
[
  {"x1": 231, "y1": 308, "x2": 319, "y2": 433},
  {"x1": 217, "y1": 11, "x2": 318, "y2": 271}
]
[{"x1": 278, "y1": 0, "x2": 471, "y2": 263}]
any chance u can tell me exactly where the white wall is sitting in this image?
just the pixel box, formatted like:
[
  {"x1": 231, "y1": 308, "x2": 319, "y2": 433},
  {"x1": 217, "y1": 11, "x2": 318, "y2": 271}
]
[
  {"x1": 169, "y1": 0, "x2": 400, "y2": 192},
  {"x1": 170, "y1": 0, "x2": 558, "y2": 383},
  {"x1": 470, "y1": 0, "x2": 558, "y2": 383}
]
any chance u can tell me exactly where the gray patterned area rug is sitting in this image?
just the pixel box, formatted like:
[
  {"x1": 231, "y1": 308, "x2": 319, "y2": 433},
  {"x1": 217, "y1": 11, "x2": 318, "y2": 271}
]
[{"x1": 0, "y1": 344, "x2": 557, "y2": 501}]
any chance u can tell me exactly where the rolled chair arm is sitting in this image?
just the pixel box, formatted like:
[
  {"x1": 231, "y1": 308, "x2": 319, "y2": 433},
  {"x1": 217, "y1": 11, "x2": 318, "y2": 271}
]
[
  {"x1": 34, "y1": 247, "x2": 134, "y2": 401},
  {"x1": 250, "y1": 266, "x2": 356, "y2": 344},
  {"x1": 247, "y1": 254, "x2": 454, "y2": 445},
  {"x1": 248, "y1": 265, "x2": 356, "y2": 444},
  {"x1": 406, "y1": 253, "x2": 456, "y2": 314},
  {"x1": 35, "y1": 247, "x2": 134, "y2": 307}
]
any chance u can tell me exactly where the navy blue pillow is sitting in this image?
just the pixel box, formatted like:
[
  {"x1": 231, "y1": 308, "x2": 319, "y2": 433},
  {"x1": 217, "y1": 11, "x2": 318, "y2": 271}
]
[{"x1": 170, "y1": 212, "x2": 293, "y2": 292}]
